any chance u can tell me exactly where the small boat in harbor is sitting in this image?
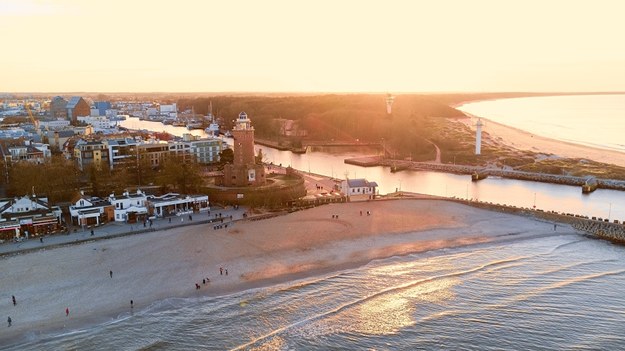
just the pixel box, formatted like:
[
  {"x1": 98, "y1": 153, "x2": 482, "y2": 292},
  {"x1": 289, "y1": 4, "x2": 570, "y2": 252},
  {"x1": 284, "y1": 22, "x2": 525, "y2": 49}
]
[
  {"x1": 582, "y1": 177, "x2": 598, "y2": 194},
  {"x1": 186, "y1": 121, "x2": 203, "y2": 130},
  {"x1": 471, "y1": 171, "x2": 488, "y2": 181}
]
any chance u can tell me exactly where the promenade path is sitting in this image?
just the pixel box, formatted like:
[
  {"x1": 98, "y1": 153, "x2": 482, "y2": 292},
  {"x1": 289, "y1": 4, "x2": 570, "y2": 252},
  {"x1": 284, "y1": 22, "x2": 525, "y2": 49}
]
[{"x1": 0, "y1": 205, "x2": 247, "y2": 257}]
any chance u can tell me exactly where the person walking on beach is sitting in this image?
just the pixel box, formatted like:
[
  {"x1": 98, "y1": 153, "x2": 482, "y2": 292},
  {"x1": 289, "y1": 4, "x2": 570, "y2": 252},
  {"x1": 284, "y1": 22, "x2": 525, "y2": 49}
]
[
  {"x1": 110, "y1": 270, "x2": 113, "y2": 278},
  {"x1": 225, "y1": 269, "x2": 228, "y2": 276},
  {"x1": 220, "y1": 267, "x2": 223, "y2": 275},
  {"x1": 7, "y1": 316, "x2": 11, "y2": 327},
  {"x1": 130, "y1": 300, "x2": 134, "y2": 309},
  {"x1": 66, "y1": 307, "x2": 69, "y2": 317},
  {"x1": 12, "y1": 295, "x2": 16, "y2": 306}
]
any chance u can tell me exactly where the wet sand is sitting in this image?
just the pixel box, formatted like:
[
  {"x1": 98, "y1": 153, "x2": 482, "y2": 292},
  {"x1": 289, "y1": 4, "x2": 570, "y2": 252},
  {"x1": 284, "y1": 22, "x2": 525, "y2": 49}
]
[{"x1": 0, "y1": 199, "x2": 569, "y2": 345}]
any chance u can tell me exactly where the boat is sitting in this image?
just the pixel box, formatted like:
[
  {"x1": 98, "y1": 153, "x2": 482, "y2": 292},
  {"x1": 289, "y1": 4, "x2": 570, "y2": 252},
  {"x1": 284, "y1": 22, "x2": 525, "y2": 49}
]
[
  {"x1": 204, "y1": 122, "x2": 220, "y2": 136},
  {"x1": 582, "y1": 179, "x2": 598, "y2": 194},
  {"x1": 186, "y1": 121, "x2": 203, "y2": 130},
  {"x1": 172, "y1": 120, "x2": 186, "y2": 127},
  {"x1": 471, "y1": 171, "x2": 488, "y2": 181},
  {"x1": 390, "y1": 163, "x2": 408, "y2": 173}
]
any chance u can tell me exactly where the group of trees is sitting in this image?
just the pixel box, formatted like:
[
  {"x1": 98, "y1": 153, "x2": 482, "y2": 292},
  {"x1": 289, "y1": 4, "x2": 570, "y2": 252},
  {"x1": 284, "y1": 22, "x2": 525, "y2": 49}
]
[
  {"x1": 3, "y1": 154, "x2": 219, "y2": 203},
  {"x1": 178, "y1": 94, "x2": 467, "y2": 160}
]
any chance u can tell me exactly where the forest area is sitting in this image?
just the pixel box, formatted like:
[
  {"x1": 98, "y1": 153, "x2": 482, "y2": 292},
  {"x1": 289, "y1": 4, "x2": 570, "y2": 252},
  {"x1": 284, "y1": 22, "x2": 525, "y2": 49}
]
[{"x1": 179, "y1": 94, "x2": 468, "y2": 161}]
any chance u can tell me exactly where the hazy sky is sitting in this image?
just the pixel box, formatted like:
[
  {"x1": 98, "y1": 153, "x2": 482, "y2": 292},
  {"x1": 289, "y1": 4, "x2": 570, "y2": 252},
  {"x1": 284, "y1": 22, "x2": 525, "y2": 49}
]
[{"x1": 2, "y1": 0, "x2": 625, "y2": 93}]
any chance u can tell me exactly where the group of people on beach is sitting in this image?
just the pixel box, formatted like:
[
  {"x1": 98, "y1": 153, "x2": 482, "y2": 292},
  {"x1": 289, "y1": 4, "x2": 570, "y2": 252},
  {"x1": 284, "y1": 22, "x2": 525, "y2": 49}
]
[
  {"x1": 7, "y1": 295, "x2": 16, "y2": 327},
  {"x1": 195, "y1": 266, "x2": 229, "y2": 290},
  {"x1": 7, "y1": 294, "x2": 72, "y2": 328}
]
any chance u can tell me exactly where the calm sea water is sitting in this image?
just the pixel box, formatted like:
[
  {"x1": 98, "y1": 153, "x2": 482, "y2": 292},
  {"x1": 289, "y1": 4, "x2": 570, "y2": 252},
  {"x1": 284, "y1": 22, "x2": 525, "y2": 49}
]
[
  {"x1": 457, "y1": 94, "x2": 625, "y2": 152},
  {"x1": 7, "y1": 234, "x2": 625, "y2": 350}
]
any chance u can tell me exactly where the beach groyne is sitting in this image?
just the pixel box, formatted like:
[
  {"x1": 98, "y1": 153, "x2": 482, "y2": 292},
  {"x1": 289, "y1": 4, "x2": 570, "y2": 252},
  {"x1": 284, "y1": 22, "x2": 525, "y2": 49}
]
[{"x1": 572, "y1": 219, "x2": 625, "y2": 244}]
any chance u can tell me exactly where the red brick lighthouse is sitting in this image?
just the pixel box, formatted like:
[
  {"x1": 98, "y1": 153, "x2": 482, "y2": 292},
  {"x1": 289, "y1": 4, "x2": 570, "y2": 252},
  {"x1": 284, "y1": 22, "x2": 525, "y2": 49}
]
[{"x1": 223, "y1": 112, "x2": 266, "y2": 186}]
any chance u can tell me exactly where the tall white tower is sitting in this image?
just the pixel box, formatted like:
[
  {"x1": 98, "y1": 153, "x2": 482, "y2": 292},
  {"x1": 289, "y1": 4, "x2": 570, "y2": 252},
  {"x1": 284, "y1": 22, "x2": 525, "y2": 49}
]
[
  {"x1": 475, "y1": 118, "x2": 483, "y2": 155},
  {"x1": 385, "y1": 94, "x2": 395, "y2": 114}
]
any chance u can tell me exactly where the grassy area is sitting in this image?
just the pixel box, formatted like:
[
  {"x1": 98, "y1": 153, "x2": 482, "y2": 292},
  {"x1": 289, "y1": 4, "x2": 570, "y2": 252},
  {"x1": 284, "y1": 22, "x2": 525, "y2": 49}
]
[{"x1": 517, "y1": 159, "x2": 625, "y2": 180}]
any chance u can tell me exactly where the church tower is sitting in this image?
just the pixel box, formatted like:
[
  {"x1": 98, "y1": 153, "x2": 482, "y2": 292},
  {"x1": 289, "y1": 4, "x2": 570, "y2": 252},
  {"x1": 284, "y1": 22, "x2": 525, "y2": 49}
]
[{"x1": 223, "y1": 112, "x2": 266, "y2": 187}]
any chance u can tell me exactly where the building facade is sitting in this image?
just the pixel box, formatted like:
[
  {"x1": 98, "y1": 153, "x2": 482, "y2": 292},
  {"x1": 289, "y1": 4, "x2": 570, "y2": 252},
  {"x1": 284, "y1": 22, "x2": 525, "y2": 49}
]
[
  {"x1": 223, "y1": 112, "x2": 265, "y2": 187},
  {"x1": 73, "y1": 139, "x2": 109, "y2": 170},
  {"x1": 49, "y1": 96, "x2": 68, "y2": 119},
  {"x1": 341, "y1": 178, "x2": 378, "y2": 201},
  {"x1": 66, "y1": 96, "x2": 91, "y2": 124}
]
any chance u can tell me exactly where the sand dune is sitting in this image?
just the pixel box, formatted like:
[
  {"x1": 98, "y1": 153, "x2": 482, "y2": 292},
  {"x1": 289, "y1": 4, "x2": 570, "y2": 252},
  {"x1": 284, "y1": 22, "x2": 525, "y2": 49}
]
[{"x1": 0, "y1": 199, "x2": 570, "y2": 345}]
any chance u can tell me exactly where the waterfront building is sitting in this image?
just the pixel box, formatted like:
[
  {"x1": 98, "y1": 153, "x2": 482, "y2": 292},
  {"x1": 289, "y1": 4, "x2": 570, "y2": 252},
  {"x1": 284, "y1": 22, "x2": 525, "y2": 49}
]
[
  {"x1": 223, "y1": 112, "x2": 266, "y2": 187},
  {"x1": 341, "y1": 178, "x2": 378, "y2": 201},
  {"x1": 0, "y1": 195, "x2": 62, "y2": 240},
  {"x1": 77, "y1": 116, "x2": 114, "y2": 130},
  {"x1": 182, "y1": 134, "x2": 223, "y2": 164},
  {"x1": 159, "y1": 103, "x2": 177, "y2": 119},
  {"x1": 147, "y1": 193, "x2": 209, "y2": 218},
  {"x1": 69, "y1": 192, "x2": 112, "y2": 227},
  {"x1": 108, "y1": 189, "x2": 149, "y2": 223},
  {"x1": 66, "y1": 96, "x2": 90, "y2": 124}
]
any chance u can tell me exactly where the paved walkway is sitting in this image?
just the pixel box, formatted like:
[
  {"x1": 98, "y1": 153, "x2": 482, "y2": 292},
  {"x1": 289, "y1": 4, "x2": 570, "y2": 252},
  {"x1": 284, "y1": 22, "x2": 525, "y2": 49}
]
[{"x1": 0, "y1": 205, "x2": 247, "y2": 257}]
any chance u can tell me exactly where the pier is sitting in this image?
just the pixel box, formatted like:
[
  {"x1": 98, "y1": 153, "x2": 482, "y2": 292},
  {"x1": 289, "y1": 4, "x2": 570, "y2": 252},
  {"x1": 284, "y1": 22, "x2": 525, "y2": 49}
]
[{"x1": 343, "y1": 156, "x2": 625, "y2": 192}]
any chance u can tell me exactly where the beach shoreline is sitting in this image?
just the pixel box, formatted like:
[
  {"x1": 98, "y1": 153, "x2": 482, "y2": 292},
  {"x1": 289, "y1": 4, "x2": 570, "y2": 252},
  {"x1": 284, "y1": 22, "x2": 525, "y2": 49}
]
[
  {"x1": 456, "y1": 101, "x2": 625, "y2": 168},
  {"x1": 0, "y1": 199, "x2": 574, "y2": 347}
]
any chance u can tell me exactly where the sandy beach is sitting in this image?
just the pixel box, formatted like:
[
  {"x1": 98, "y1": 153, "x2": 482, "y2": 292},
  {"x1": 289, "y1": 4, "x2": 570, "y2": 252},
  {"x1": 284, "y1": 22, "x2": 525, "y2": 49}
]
[
  {"x1": 0, "y1": 199, "x2": 570, "y2": 345},
  {"x1": 461, "y1": 114, "x2": 625, "y2": 168}
]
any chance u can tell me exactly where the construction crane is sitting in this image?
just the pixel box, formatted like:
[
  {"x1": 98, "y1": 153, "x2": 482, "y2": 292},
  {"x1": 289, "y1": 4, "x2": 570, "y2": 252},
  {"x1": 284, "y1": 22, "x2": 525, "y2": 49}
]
[{"x1": 24, "y1": 103, "x2": 40, "y2": 129}]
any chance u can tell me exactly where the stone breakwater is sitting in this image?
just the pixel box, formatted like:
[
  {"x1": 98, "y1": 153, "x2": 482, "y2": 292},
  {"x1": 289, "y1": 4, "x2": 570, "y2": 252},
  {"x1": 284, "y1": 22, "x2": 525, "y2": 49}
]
[
  {"x1": 432, "y1": 196, "x2": 625, "y2": 246},
  {"x1": 572, "y1": 219, "x2": 625, "y2": 244},
  {"x1": 344, "y1": 156, "x2": 625, "y2": 191}
]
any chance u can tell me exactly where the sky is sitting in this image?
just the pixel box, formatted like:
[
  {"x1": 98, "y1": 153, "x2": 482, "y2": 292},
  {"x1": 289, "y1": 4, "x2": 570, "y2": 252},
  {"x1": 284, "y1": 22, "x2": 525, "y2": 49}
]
[{"x1": 2, "y1": 0, "x2": 625, "y2": 93}]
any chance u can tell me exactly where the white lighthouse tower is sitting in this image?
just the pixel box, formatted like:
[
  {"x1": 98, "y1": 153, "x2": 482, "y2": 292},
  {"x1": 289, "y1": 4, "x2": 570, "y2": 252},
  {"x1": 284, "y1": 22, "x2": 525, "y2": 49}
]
[
  {"x1": 475, "y1": 118, "x2": 483, "y2": 155},
  {"x1": 385, "y1": 94, "x2": 395, "y2": 114}
]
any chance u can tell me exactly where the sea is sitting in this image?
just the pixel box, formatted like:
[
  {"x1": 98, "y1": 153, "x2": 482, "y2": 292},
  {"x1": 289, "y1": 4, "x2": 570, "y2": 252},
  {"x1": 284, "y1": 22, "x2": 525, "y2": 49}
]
[
  {"x1": 457, "y1": 94, "x2": 625, "y2": 152},
  {"x1": 7, "y1": 235, "x2": 625, "y2": 350},
  {"x1": 6, "y1": 95, "x2": 625, "y2": 350}
]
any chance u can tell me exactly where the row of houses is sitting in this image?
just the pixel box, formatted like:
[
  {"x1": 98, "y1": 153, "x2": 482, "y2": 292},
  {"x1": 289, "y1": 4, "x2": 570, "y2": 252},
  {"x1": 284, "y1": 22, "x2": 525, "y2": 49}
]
[
  {"x1": 69, "y1": 190, "x2": 209, "y2": 227},
  {"x1": 73, "y1": 134, "x2": 224, "y2": 170},
  {"x1": 0, "y1": 195, "x2": 63, "y2": 241},
  {"x1": 0, "y1": 189, "x2": 210, "y2": 242}
]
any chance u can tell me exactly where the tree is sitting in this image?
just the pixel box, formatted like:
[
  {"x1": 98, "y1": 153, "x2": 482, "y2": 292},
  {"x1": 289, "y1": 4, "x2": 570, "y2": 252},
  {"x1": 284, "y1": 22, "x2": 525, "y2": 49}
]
[
  {"x1": 7, "y1": 156, "x2": 80, "y2": 203},
  {"x1": 218, "y1": 148, "x2": 234, "y2": 167},
  {"x1": 156, "y1": 155, "x2": 203, "y2": 193}
]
